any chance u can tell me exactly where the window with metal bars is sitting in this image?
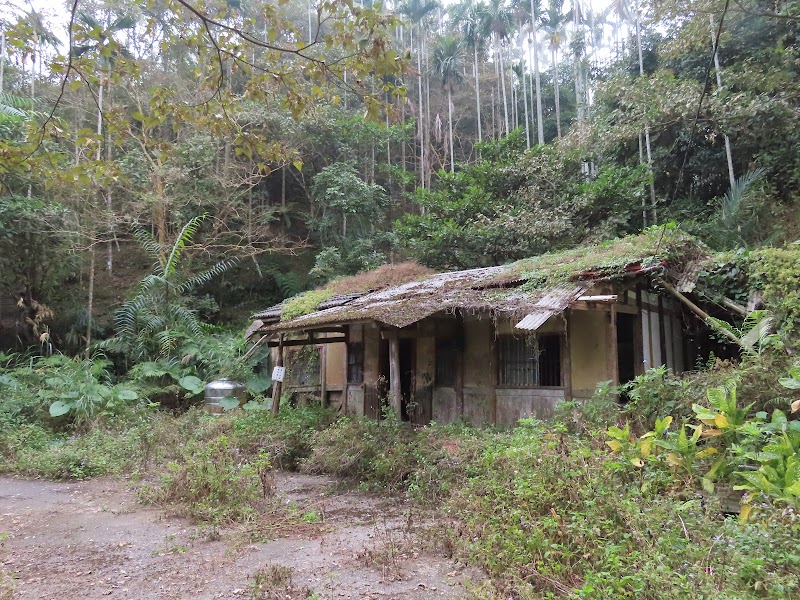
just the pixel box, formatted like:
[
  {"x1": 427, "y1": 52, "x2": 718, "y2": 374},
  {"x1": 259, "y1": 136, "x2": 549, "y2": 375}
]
[
  {"x1": 435, "y1": 339, "x2": 458, "y2": 387},
  {"x1": 347, "y1": 342, "x2": 364, "y2": 384},
  {"x1": 497, "y1": 334, "x2": 561, "y2": 387}
]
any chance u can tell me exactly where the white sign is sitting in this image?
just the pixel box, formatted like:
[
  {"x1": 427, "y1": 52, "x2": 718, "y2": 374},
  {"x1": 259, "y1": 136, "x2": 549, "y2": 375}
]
[{"x1": 272, "y1": 366, "x2": 285, "y2": 382}]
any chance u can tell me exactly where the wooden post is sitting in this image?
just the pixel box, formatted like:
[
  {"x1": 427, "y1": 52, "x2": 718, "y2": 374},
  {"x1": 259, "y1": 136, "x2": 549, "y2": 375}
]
[
  {"x1": 658, "y1": 295, "x2": 668, "y2": 367},
  {"x1": 634, "y1": 285, "x2": 644, "y2": 376},
  {"x1": 489, "y1": 322, "x2": 497, "y2": 425},
  {"x1": 271, "y1": 334, "x2": 284, "y2": 416},
  {"x1": 320, "y1": 343, "x2": 328, "y2": 407},
  {"x1": 561, "y1": 311, "x2": 572, "y2": 402},
  {"x1": 608, "y1": 304, "x2": 619, "y2": 386},
  {"x1": 388, "y1": 335, "x2": 402, "y2": 418}
]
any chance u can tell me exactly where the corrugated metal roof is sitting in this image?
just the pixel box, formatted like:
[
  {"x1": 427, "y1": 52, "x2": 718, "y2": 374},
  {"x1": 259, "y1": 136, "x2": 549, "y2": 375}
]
[{"x1": 514, "y1": 284, "x2": 590, "y2": 331}]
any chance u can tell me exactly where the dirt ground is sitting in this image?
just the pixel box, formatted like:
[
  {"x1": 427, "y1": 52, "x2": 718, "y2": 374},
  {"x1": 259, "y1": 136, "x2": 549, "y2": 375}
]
[{"x1": 0, "y1": 473, "x2": 481, "y2": 599}]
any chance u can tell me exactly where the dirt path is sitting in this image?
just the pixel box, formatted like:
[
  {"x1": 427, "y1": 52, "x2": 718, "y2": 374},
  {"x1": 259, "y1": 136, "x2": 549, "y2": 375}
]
[{"x1": 0, "y1": 473, "x2": 479, "y2": 599}]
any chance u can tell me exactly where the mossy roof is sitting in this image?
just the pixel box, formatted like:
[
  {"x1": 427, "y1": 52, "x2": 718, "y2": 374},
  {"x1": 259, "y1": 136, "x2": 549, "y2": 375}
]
[{"x1": 252, "y1": 228, "x2": 708, "y2": 334}]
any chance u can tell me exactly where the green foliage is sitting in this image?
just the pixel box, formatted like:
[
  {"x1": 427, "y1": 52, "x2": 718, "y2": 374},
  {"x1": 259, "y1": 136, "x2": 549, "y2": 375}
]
[
  {"x1": 449, "y1": 420, "x2": 800, "y2": 598},
  {"x1": 308, "y1": 161, "x2": 392, "y2": 280},
  {"x1": 0, "y1": 196, "x2": 75, "y2": 301},
  {"x1": 233, "y1": 405, "x2": 334, "y2": 470},
  {"x1": 748, "y1": 246, "x2": 800, "y2": 344},
  {"x1": 397, "y1": 133, "x2": 651, "y2": 270},
  {"x1": 0, "y1": 353, "x2": 142, "y2": 429},
  {"x1": 735, "y1": 409, "x2": 800, "y2": 510}
]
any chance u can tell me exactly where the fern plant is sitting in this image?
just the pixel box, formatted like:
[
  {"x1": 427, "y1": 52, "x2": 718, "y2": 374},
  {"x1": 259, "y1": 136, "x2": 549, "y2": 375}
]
[{"x1": 100, "y1": 214, "x2": 236, "y2": 362}]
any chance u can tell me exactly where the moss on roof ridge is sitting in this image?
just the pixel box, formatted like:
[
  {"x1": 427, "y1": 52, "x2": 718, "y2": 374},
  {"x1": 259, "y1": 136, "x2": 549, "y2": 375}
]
[
  {"x1": 280, "y1": 261, "x2": 438, "y2": 322},
  {"x1": 497, "y1": 226, "x2": 706, "y2": 291}
]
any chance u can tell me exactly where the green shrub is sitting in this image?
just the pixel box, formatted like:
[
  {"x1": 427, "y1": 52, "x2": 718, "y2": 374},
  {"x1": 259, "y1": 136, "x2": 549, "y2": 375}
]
[
  {"x1": 139, "y1": 434, "x2": 272, "y2": 523},
  {"x1": 445, "y1": 420, "x2": 799, "y2": 599},
  {"x1": 233, "y1": 405, "x2": 334, "y2": 469}
]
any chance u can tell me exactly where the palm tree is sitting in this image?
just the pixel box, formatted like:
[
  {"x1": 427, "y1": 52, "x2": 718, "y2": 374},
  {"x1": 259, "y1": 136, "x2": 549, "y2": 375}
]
[
  {"x1": 432, "y1": 35, "x2": 465, "y2": 172},
  {"x1": 529, "y1": 0, "x2": 545, "y2": 144},
  {"x1": 452, "y1": 0, "x2": 488, "y2": 144},
  {"x1": 484, "y1": 0, "x2": 513, "y2": 137},
  {"x1": 604, "y1": 0, "x2": 631, "y2": 59},
  {"x1": 21, "y1": 10, "x2": 60, "y2": 100},
  {"x1": 399, "y1": 0, "x2": 440, "y2": 190},
  {"x1": 541, "y1": 0, "x2": 568, "y2": 138},
  {"x1": 510, "y1": 0, "x2": 532, "y2": 147}
]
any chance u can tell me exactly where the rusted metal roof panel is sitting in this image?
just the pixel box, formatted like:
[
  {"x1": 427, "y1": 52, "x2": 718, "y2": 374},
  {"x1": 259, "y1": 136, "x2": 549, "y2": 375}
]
[
  {"x1": 514, "y1": 284, "x2": 590, "y2": 331},
  {"x1": 676, "y1": 261, "x2": 705, "y2": 293}
]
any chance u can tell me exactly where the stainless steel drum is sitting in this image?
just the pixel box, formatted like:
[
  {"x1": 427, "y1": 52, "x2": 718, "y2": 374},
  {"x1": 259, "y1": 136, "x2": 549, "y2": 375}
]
[{"x1": 204, "y1": 378, "x2": 246, "y2": 413}]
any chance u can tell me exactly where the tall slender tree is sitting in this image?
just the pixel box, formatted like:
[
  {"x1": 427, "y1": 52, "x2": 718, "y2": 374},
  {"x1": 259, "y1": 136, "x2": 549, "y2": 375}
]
[
  {"x1": 541, "y1": 0, "x2": 568, "y2": 139},
  {"x1": 529, "y1": 0, "x2": 545, "y2": 144},
  {"x1": 484, "y1": 0, "x2": 512, "y2": 137},
  {"x1": 399, "y1": 0, "x2": 439, "y2": 190},
  {"x1": 452, "y1": 0, "x2": 487, "y2": 144},
  {"x1": 431, "y1": 35, "x2": 465, "y2": 172}
]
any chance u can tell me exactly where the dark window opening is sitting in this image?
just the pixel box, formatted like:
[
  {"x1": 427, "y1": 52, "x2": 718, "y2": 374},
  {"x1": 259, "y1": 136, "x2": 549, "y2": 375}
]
[
  {"x1": 498, "y1": 334, "x2": 561, "y2": 387},
  {"x1": 538, "y1": 334, "x2": 562, "y2": 387},
  {"x1": 435, "y1": 339, "x2": 458, "y2": 387},
  {"x1": 347, "y1": 342, "x2": 364, "y2": 384}
]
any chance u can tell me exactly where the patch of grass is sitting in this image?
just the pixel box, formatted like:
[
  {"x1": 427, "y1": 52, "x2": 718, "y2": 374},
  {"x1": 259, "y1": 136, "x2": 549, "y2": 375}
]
[{"x1": 249, "y1": 565, "x2": 314, "y2": 600}]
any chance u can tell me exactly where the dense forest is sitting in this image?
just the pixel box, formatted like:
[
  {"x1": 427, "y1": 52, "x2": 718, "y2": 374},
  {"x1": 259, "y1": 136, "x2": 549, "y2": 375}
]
[
  {"x1": 1, "y1": 0, "x2": 797, "y2": 354},
  {"x1": 1, "y1": 2, "x2": 800, "y2": 599}
]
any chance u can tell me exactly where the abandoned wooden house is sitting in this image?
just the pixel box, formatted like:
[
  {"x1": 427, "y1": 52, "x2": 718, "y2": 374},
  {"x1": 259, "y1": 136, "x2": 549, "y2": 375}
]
[{"x1": 247, "y1": 231, "x2": 717, "y2": 426}]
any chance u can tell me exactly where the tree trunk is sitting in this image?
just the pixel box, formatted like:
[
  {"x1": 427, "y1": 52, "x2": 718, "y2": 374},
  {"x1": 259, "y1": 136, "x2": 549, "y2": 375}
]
[
  {"x1": 710, "y1": 13, "x2": 735, "y2": 189},
  {"x1": 522, "y1": 60, "x2": 530, "y2": 148},
  {"x1": 85, "y1": 243, "x2": 95, "y2": 355},
  {"x1": 499, "y1": 43, "x2": 510, "y2": 135},
  {"x1": 0, "y1": 31, "x2": 5, "y2": 94},
  {"x1": 447, "y1": 87, "x2": 455, "y2": 173},
  {"x1": 552, "y1": 48, "x2": 562, "y2": 138},
  {"x1": 473, "y1": 42, "x2": 482, "y2": 143},
  {"x1": 635, "y1": 0, "x2": 657, "y2": 224},
  {"x1": 415, "y1": 26, "x2": 425, "y2": 190}
]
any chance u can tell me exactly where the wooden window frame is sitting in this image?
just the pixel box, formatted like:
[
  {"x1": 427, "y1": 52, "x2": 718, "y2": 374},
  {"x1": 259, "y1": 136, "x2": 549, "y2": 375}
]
[{"x1": 435, "y1": 339, "x2": 458, "y2": 387}]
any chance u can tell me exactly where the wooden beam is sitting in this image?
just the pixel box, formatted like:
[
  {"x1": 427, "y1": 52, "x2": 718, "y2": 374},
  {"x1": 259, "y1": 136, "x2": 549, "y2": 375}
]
[
  {"x1": 389, "y1": 336, "x2": 402, "y2": 418},
  {"x1": 634, "y1": 285, "x2": 644, "y2": 376},
  {"x1": 659, "y1": 280, "x2": 743, "y2": 347},
  {"x1": 721, "y1": 296, "x2": 748, "y2": 316},
  {"x1": 658, "y1": 295, "x2": 668, "y2": 367},
  {"x1": 577, "y1": 294, "x2": 618, "y2": 302},
  {"x1": 267, "y1": 336, "x2": 346, "y2": 347},
  {"x1": 380, "y1": 329, "x2": 421, "y2": 340}
]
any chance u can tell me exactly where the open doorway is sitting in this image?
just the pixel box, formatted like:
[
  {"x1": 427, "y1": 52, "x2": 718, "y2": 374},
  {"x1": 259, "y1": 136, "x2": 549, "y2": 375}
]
[
  {"x1": 377, "y1": 338, "x2": 415, "y2": 422},
  {"x1": 617, "y1": 313, "x2": 637, "y2": 386},
  {"x1": 399, "y1": 339, "x2": 415, "y2": 421}
]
